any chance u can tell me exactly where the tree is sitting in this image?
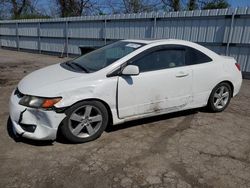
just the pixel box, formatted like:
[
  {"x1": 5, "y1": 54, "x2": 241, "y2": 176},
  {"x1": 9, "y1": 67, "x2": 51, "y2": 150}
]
[
  {"x1": 11, "y1": 0, "x2": 29, "y2": 18},
  {"x1": 187, "y1": 0, "x2": 197, "y2": 10},
  {"x1": 0, "y1": 0, "x2": 47, "y2": 19},
  {"x1": 0, "y1": 0, "x2": 7, "y2": 19},
  {"x1": 105, "y1": 0, "x2": 162, "y2": 14},
  {"x1": 122, "y1": 0, "x2": 158, "y2": 13},
  {"x1": 161, "y1": 0, "x2": 230, "y2": 11},
  {"x1": 0, "y1": 0, "x2": 232, "y2": 19},
  {"x1": 55, "y1": 0, "x2": 96, "y2": 17},
  {"x1": 123, "y1": 0, "x2": 144, "y2": 13},
  {"x1": 161, "y1": 0, "x2": 181, "y2": 11},
  {"x1": 201, "y1": 0, "x2": 230, "y2": 10}
]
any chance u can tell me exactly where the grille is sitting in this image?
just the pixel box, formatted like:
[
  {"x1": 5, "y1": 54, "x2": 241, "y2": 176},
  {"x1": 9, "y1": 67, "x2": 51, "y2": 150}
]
[{"x1": 20, "y1": 124, "x2": 36, "y2": 133}]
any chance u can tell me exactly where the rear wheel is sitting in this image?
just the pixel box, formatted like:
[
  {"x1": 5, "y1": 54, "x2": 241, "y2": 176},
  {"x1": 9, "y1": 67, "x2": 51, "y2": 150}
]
[
  {"x1": 207, "y1": 82, "x2": 232, "y2": 112},
  {"x1": 61, "y1": 101, "x2": 108, "y2": 143}
]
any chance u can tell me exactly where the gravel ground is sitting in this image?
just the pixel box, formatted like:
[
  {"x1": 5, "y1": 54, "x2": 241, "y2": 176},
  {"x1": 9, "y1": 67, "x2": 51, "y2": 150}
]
[{"x1": 0, "y1": 49, "x2": 250, "y2": 188}]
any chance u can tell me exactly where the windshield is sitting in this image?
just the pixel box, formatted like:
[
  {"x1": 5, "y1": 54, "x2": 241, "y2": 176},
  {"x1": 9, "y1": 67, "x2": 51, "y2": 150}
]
[{"x1": 66, "y1": 41, "x2": 144, "y2": 73}]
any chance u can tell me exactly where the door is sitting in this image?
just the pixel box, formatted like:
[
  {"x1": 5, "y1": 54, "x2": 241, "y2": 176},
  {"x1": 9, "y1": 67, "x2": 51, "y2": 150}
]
[
  {"x1": 185, "y1": 46, "x2": 218, "y2": 107},
  {"x1": 117, "y1": 46, "x2": 193, "y2": 119}
]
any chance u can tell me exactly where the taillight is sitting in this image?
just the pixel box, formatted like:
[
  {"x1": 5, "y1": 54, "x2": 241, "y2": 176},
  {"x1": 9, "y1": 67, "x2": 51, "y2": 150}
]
[{"x1": 235, "y1": 63, "x2": 241, "y2": 71}]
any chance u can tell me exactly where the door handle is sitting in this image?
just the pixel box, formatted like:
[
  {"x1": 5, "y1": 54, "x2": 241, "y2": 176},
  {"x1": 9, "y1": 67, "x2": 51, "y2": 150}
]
[{"x1": 175, "y1": 72, "x2": 189, "y2": 78}]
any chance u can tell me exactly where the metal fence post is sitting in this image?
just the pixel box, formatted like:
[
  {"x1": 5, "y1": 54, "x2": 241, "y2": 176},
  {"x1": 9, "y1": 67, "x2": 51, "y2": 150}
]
[
  {"x1": 16, "y1": 22, "x2": 19, "y2": 51},
  {"x1": 104, "y1": 18, "x2": 107, "y2": 45},
  {"x1": 226, "y1": 8, "x2": 237, "y2": 55},
  {"x1": 0, "y1": 23, "x2": 2, "y2": 49},
  {"x1": 153, "y1": 13, "x2": 157, "y2": 39},
  {"x1": 38, "y1": 22, "x2": 41, "y2": 53},
  {"x1": 65, "y1": 21, "x2": 69, "y2": 57}
]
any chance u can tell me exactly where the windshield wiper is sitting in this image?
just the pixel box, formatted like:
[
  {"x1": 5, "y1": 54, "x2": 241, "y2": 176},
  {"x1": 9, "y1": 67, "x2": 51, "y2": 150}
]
[
  {"x1": 71, "y1": 62, "x2": 89, "y2": 73},
  {"x1": 65, "y1": 61, "x2": 89, "y2": 73},
  {"x1": 65, "y1": 61, "x2": 75, "y2": 69}
]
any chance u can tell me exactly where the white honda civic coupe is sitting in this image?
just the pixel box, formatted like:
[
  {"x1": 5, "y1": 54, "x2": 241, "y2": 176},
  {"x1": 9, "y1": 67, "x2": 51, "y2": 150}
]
[{"x1": 9, "y1": 39, "x2": 242, "y2": 143}]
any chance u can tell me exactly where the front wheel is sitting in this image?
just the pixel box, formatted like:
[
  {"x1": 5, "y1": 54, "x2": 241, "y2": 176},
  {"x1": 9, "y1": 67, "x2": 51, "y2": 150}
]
[
  {"x1": 60, "y1": 101, "x2": 108, "y2": 143},
  {"x1": 207, "y1": 82, "x2": 232, "y2": 112}
]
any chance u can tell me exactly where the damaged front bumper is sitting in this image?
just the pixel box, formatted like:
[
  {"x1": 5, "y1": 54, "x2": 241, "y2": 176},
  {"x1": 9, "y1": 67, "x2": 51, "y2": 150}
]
[{"x1": 9, "y1": 91, "x2": 66, "y2": 140}]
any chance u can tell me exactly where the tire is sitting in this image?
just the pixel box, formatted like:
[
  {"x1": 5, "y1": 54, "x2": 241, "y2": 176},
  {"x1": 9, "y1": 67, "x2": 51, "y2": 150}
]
[
  {"x1": 60, "y1": 101, "x2": 109, "y2": 143},
  {"x1": 207, "y1": 82, "x2": 232, "y2": 112}
]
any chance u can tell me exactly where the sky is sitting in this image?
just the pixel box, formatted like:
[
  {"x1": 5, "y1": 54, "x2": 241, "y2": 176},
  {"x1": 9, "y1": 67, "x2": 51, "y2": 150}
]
[
  {"x1": 37, "y1": 0, "x2": 250, "y2": 15},
  {"x1": 228, "y1": 0, "x2": 250, "y2": 7}
]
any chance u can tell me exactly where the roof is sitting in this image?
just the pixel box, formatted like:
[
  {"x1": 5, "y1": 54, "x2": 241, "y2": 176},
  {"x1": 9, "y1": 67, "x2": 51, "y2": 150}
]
[
  {"x1": 122, "y1": 39, "x2": 194, "y2": 45},
  {"x1": 122, "y1": 39, "x2": 219, "y2": 58}
]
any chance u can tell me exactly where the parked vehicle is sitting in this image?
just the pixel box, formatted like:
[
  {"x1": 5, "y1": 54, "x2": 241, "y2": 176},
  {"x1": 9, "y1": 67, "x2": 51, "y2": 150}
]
[{"x1": 9, "y1": 39, "x2": 242, "y2": 143}]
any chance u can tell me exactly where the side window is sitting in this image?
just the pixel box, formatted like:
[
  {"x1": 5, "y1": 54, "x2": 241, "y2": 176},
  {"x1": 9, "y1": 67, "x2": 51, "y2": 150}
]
[
  {"x1": 131, "y1": 48, "x2": 186, "y2": 72},
  {"x1": 186, "y1": 47, "x2": 212, "y2": 65}
]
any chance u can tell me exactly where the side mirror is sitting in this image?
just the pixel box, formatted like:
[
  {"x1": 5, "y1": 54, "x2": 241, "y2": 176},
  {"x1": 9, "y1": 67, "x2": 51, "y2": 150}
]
[{"x1": 122, "y1": 65, "x2": 139, "y2": 76}]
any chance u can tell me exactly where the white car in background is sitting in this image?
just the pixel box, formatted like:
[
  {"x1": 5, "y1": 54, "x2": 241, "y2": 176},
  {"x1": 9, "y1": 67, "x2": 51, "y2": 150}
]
[{"x1": 9, "y1": 39, "x2": 242, "y2": 143}]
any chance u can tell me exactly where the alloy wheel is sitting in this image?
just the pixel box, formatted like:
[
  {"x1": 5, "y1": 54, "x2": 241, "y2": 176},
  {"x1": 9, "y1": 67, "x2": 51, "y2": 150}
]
[
  {"x1": 213, "y1": 85, "x2": 230, "y2": 110},
  {"x1": 68, "y1": 105, "x2": 103, "y2": 138}
]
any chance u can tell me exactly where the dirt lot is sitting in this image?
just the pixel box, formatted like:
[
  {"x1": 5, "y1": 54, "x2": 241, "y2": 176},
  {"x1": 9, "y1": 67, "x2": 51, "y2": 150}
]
[{"x1": 0, "y1": 49, "x2": 250, "y2": 188}]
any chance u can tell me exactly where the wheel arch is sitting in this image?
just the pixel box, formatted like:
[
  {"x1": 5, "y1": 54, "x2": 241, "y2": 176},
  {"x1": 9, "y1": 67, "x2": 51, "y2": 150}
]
[
  {"x1": 56, "y1": 98, "x2": 114, "y2": 140},
  {"x1": 63, "y1": 98, "x2": 114, "y2": 126},
  {"x1": 207, "y1": 80, "x2": 234, "y2": 105},
  {"x1": 218, "y1": 80, "x2": 234, "y2": 97}
]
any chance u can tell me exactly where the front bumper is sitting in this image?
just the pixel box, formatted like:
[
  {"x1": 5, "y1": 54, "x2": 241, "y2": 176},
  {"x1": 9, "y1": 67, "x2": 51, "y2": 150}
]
[{"x1": 9, "y1": 90, "x2": 66, "y2": 140}]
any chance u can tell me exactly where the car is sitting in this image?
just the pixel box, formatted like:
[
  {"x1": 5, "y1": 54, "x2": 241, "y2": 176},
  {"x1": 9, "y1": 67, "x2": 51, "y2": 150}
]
[{"x1": 9, "y1": 39, "x2": 242, "y2": 143}]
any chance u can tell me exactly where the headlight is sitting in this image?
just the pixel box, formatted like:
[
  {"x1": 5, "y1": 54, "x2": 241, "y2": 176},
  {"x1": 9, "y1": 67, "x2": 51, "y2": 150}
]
[{"x1": 19, "y1": 95, "x2": 62, "y2": 109}]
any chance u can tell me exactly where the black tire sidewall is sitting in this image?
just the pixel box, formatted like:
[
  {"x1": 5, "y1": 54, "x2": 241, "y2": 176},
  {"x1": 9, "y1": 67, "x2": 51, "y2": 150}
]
[
  {"x1": 208, "y1": 82, "x2": 232, "y2": 112},
  {"x1": 61, "y1": 101, "x2": 109, "y2": 143}
]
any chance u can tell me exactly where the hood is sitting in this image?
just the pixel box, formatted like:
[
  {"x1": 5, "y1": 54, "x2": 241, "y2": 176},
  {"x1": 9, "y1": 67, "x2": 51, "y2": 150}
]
[{"x1": 18, "y1": 63, "x2": 84, "y2": 96}]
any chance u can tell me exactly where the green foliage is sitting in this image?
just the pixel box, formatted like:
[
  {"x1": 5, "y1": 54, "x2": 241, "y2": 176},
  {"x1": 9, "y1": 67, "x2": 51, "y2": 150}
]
[
  {"x1": 202, "y1": 0, "x2": 230, "y2": 10},
  {"x1": 187, "y1": 0, "x2": 198, "y2": 10},
  {"x1": 11, "y1": 13, "x2": 51, "y2": 20},
  {"x1": 162, "y1": 0, "x2": 230, "y2": 12}
]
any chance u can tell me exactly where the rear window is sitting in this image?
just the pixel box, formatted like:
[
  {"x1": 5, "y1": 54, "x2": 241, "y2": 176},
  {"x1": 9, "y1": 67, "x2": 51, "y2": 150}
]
[{"x1": 186, "y1": 47, "x2": 212, "y2": 65}]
